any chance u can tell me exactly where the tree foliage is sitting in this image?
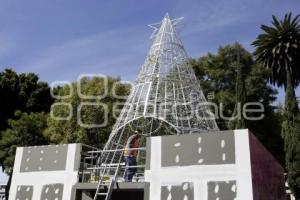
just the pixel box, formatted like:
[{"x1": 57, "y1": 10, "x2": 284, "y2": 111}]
[
  {"x1": 252, "y1": 13, "x2": 300, "y2": 89},
  {"x1": 253, "y1": 12, "x2": 300, "y2": 197},
  {"x1": 44, "y1": 76, "x2": 130, "y2": 148},
  {"x1": 0, "y1": 69, "x2": 53, "y2": 131},
  {"x1": 229, "y1": 43, "x2": 247, "y2": 129},
  {"x1": 0, "y1": 111, "x2": 48, "y2": 173},
  {"x1": 284, "y1": 115, "x2": 300, "y2": 198},
  {"x1": 191, "y1": 43, "x2": 284, "y2": 165}
]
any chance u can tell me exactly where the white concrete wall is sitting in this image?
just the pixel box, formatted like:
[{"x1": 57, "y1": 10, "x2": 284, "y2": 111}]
[
  {"x1": 145, "y1": 129, "x2": 254, "y2": 200},
  {"x1": 9, "y1": 144, "x2": 79, "y2": 200}
]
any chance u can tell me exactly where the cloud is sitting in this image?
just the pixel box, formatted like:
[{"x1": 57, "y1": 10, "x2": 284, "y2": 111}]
[
  {"x1": 0, "y1": 32, "x2": 17, "y2": 61},
  {"x1": 170, "y1": 0, "x2": 248, "y2": 33},
  {"x1": 23, "y1": 25, "x2": 151, "y2": 82}
]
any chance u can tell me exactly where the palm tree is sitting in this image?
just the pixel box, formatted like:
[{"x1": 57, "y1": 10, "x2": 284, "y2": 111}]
[
  {"x1": 253, "y1": 13, "x2": 300, "y2": 113},
  {"x1": 252, "y1": 13, "x2": 300, "y2": 198}
]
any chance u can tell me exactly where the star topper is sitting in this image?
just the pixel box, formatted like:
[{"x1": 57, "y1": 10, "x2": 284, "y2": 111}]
[{"x1": 148, "y1": 13, "x2": 184, "y2": 39}]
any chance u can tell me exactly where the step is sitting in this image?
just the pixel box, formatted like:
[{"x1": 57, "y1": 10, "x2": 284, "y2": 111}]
[{"x1": 97, "y1": 192, "x2": 108, "y2": 195}]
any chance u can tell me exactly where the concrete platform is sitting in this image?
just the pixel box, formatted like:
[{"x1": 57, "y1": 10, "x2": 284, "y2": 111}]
[
  {"x1": 73, "y1": 182, "x2": 146, "y2": 190},
  {"x1": 8, "y1": 129, "x2": 285, "y2": 200},
  {"x1": 72, "y1": 182, "x2": 146, "y2": 200}
]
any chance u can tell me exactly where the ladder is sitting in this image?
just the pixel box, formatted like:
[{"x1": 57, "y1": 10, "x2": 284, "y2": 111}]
[{"x1": 93, "y1": 149, "x2": 124, "y2": 200}]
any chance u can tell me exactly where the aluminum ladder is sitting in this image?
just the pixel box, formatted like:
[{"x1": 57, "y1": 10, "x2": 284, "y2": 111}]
[{"x1": 93, "y1": 150, "x2": 124, "y2": 200}]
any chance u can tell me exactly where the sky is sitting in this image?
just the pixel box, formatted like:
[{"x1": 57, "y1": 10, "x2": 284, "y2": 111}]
[{"x1": 0, "y1": 0, "x2": 300, "y2": 184}]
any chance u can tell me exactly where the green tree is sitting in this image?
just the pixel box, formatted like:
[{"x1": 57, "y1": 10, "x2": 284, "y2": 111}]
[
  {"x1": 229, "y1": 43, "x2": 247, "y2": 129},
  {"x1": 45, "y1": 76, "x2": 130, "y2": 148},
  {"x1": 0, "y1": 111, "x2": 48, "y2": 171},
  {"x1": 0, "y1": 111, "x2": 48, "y2": 197},
  {"x1": 0, "y1": 69, "x2": 53, "y2": 131},
  {"x1": 252, "y1": 13, "x2": 300, "y2": 197},
  {"x1": 191, "y1": 43, "x2": 284, "y2": 165},
  {"x1": 288, "y1": 115, "x2": 300, "y2": 198}
]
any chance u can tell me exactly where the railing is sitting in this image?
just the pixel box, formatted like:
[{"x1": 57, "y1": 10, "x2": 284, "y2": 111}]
[{"x1": 78, "y1": 146, "x2": 146, "y2": 183}]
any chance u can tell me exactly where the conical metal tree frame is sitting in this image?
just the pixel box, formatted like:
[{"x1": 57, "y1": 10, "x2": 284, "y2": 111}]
[{"x1": 99, "y1": 14, "x2": 219, "y2": 178}]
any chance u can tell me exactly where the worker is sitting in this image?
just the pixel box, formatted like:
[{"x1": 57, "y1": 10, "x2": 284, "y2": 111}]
[{"x1": 124, "y1": 130, "x2": 141, "y2": 182}]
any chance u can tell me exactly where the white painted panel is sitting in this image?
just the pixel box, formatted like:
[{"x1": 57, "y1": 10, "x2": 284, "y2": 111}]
[
  {"x1": 9, "y1": 144, "x2": 79, "y2": 200},
  {"x1": 145, "y1": 130, "x2": 255, "y2": 200},
  {"x1": 234, "y1": 129, "x2": 253, "y2": 200}
]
